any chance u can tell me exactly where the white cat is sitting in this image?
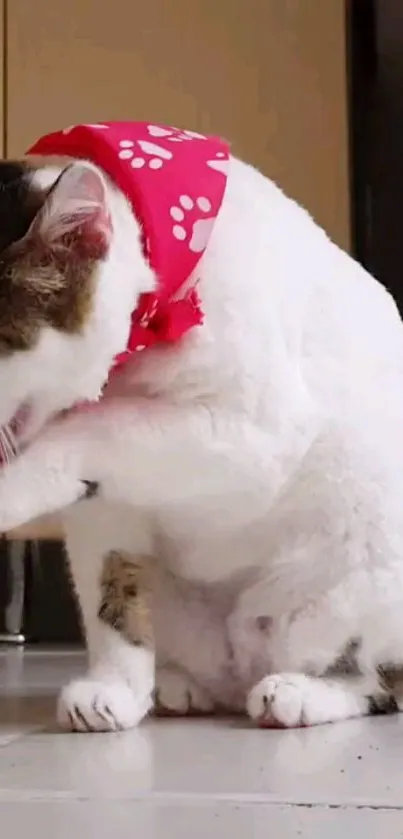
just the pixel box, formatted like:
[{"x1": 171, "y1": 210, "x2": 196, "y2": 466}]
[{"x1": 0, "y1": 120, "x2": 402, "y2": 731}]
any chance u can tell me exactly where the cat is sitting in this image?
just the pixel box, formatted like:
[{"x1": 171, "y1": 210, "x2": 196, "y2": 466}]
[{"x1": 0, "y1": 120, "x2": 403, "y2": 731}]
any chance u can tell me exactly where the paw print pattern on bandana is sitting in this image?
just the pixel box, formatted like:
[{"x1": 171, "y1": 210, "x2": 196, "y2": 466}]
[
  {"x1": 207, "y1": 150, "x2": 229, "y2": 175},
  {"x1": 169, "y1": 194, "x2": 215, "y2": 253},
  {"x1": 147, "y1": 125, "x2": 207, "y2": 142},
  {"x1": 118, "y1": 139, "x2": 173, "y2": 170},
  {"x1": 117, "y1": 126, "x2": 207, "y2": 169}
]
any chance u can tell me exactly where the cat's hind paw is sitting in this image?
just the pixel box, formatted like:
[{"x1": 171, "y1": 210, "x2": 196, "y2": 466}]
[{"x1": 155, "y1": 666, "x2": 214, "y2": 715}]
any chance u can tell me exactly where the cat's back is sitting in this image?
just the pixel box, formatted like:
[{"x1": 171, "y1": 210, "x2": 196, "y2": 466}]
[
  {"x1": 120, "y1": 153, "x2": 403, "y2": 417},
  {"x1": 201, "y1": 155, "x2": 403, "y2": 402}
]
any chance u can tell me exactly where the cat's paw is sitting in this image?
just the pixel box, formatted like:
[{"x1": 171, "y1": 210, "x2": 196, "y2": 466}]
[
  {"x1": 0, "y1": 470, "x2": 92, "y2": 533},
  {"x1": 57, "y1": 678, "x2": 151, "y2": 732},
  {"x1": 155, "y1": 667, "x2": 214, "y2": 715},
  {"x1": 247, "y1": 673, "x2": 326, "y2": 729}
]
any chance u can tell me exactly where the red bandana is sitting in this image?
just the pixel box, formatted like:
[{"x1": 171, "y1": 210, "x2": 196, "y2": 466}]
[{"x1": 27, "y1": 122, "x2": 230, "y2": 370}]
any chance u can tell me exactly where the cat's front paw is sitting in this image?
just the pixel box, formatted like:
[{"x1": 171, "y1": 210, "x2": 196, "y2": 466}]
[
  {"x1": 0, "y1": 472, "x2": 95, "y2": 534},
  {"x1": 57, "y1": 678, "x2": 152, "y2": 732}
]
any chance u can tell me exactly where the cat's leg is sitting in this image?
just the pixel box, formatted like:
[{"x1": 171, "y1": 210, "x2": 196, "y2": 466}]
[
  {"x1": 247, "y1": 656, "x2": 403, "y2": 729},
  {"x1": 226, "y1": 419, "x2": 403, "y2": 727},
  {"x1": 229, "y1": 584, "x2": 400, "y2": 728},
  {"x1": 0, "y1": 397, "x2": 314, "y2": 534},
  {"x1": 244, "y1": 598, "x2": 397, "y2": 727},
  {"x1": 58, "y1": 501, "x2": 155, "y2": 732}
]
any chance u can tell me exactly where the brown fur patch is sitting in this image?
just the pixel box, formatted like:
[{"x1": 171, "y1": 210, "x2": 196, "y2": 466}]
[
  {"x1": 326, "y1": 638, "x2": 362, "y2": 677},
  {"x1": 98, "y1": 550, "x2": 153, "y2": 648},
  {"x1": 377, "y1": 663, "x2": 403, "y2": 692},
  {"x1": 0, "y1": 239, "x2": 98, "y2": 355}
]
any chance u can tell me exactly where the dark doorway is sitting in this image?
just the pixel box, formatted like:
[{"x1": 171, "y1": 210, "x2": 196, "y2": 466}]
[
  {"x1": 0, "y1": 539, "x2": 82, "y2": 644},
  {"x1": 349, "y1": 0, "x2": 403, "y2": 310}
]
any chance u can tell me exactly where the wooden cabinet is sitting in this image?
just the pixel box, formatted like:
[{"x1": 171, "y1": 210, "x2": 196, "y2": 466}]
[{"x1": 3, "y1": 0, "x2": 350, "y2": 539}]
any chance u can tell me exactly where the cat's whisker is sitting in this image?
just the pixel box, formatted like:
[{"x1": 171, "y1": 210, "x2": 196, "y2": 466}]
[
  {"x1": 0, "y1": 419, "x2": 21, "y2": 465},
  {"x1": 3, "y1": 423, "x2": 18, "y2": 459},
  {"x1": 4, "y1": 423, "x2": 18, "y2": 455},
  {"x1": 0, "y1": 427, "x2": 13, "y2": 465},
  {"x1": 1, "y1": 429, "x2": 12, "y2": 461}
]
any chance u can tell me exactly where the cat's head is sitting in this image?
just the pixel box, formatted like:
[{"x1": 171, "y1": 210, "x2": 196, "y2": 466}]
[{"x1": 0, "y1": 157, "x2": 151, "y2": 459}]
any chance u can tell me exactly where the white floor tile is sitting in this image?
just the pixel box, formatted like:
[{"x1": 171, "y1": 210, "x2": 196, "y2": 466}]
[
  {"x1": 1, "y1": 647, "x2": 85, "y2": 696},
  {"x1": 1, "y1": 646, "x2": 403, "y2": 832},
  {"x1": 0, "y1": 801, "x2": 402, "y2": 839},
  {"x1": 1, "y1": 716, "x2": 403, "y2": 807}
]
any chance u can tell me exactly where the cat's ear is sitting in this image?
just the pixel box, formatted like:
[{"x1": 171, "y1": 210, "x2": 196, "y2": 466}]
[{"x1": 32, "y1": 162, "x2": 112, "y2": 259}]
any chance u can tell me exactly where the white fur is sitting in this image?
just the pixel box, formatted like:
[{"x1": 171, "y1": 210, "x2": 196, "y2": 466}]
[
  {"x1": 247, "y1": 674, "x2": 373, "y2": 728},
  {"x1": 0, "y1": 154, "x2": 403, "y2": 730}
]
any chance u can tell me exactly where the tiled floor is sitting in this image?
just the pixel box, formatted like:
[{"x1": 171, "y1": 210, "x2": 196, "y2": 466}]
[{"x1": 1, "y1": 649, "x2": 403, "y2": 837}]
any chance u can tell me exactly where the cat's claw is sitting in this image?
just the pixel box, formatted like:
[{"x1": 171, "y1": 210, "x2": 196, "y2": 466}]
[{"x1": 57, "y1": 678, "x2": 151, "y2": 732}]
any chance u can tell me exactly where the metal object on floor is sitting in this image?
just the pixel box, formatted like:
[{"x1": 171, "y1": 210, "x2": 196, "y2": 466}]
[{"x1": 0, "y1": 539, "x2": 27, "y2": 644}]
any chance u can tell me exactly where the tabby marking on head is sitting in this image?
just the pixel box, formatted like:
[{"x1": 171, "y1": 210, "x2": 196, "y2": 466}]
[{"x1": 0, "y1": 158, "x2": 110, "y2": 357}]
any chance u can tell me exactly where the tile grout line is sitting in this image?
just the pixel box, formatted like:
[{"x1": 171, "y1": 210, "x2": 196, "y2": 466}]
[{"x1": 0, "y1": 790, "x2": 403, "y2": 810}]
